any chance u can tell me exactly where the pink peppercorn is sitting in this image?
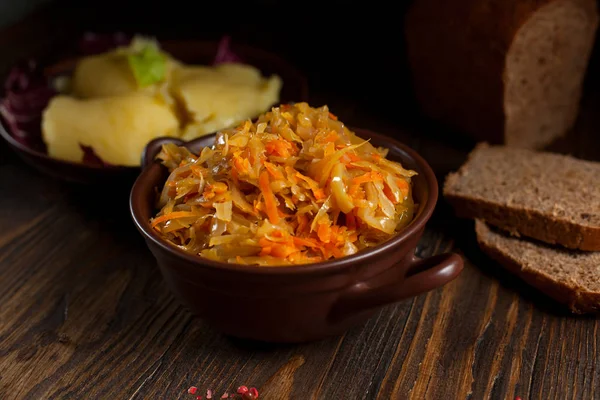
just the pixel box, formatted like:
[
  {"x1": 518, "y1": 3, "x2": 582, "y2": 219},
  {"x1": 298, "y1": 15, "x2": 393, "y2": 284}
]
[
  {"x1": 242, "y1": 387, "x2": 259, "y2": 400},
  {"x1": 515, "y1": 397, "x2": 522, "y2": 400},
  {"x1": 188, "y1": 387, "x2": 198, "y2": 395},
  {"x1": 237, "y1": 386, "x2": 249, "y2": 395}
]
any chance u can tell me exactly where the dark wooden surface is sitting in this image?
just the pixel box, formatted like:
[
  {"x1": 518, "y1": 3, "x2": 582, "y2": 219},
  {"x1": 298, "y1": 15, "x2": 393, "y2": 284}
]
[{"x1": 2, "y1": 2, "x2": 600, "y2": 399}]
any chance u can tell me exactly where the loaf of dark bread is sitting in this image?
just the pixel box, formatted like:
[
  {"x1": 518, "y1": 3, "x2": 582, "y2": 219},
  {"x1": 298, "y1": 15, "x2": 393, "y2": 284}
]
[
  {"x1": 405, "y1": 0, "x2": 599, "y2": 149},
  {"x1": 444, "y1": 143, "x2": 600, "y2": 251},
  {"x1": 476, "y1": 220, "x2": 600, "y2": 313}
]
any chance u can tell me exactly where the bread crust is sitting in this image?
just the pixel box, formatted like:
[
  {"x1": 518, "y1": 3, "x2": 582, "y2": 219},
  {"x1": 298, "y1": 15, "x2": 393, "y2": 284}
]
[
  {"x1": 446, "y1": 193, "x2": 600, "y2": 251},
  {"x1": 475, "y1": 220, "x2": 600, "y2": 314},
  {"x1": 405, "y1": 0, "x2": 598, "y2": 148}
]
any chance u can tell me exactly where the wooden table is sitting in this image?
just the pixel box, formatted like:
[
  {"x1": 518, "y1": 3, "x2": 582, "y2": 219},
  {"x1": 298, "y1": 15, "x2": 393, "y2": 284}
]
[{"x1": 2, "y1": 3, "x2": 600, "y2": 399}]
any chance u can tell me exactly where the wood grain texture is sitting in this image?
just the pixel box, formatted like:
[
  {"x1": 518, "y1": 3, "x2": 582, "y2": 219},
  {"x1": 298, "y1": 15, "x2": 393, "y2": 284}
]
[{"x1": 2, "y1": 3, "x2": 600, "y2": 399}]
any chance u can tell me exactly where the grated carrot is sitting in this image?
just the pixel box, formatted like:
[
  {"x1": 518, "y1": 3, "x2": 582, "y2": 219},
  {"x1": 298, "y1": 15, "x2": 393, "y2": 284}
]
[
  {"x1": 259, "y1": 170, "x2": 280, "y2": 224},
  {"x1": 151, "y1": 211, "x2": 200, "y2": 228},
  {"x1": 351, "y1": 171, "x2": 383, "y2": 185},
  {"x1": 322, "y1": 131, "x2": 339, "y2": 143},
  {"x1": 264, "y1": 162, "x2": 284, "y2": 180},
  {"x1": 396, "y1": 178, "x2": 410, "y2": 198},
  {"x1": 296, "y1": 172, "x2": 326, "y2": 200}
]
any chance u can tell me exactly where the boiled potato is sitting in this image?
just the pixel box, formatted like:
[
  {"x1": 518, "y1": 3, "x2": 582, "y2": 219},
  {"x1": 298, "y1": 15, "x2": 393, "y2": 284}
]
[
  {"x1": 72, "y1": 50, "x2": 180, "y2": 99},
  {"x1": 44, "y1": 41, "x2": 283, "y2": 166},
  {"x1": 42, "y1": 94, "x2": 179, "y2": 166},
  {"x1": 171, "y1": 63, "x2": 282, "y2": 140}
]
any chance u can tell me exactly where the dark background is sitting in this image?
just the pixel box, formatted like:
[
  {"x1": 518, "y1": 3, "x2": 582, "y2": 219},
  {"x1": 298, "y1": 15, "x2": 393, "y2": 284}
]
[
  {"x1": 2, "y1": 0, "x2": 418, "y2": 124},
  {"x1": 3, "y1": 0, "x2": 600, "y2": 146}
]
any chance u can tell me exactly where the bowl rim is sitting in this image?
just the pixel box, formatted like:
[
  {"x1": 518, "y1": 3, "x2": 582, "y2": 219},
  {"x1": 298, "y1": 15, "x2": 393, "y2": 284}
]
[
  {"x1": 130, "y1": 127, "x2": 439, "y2": 276},
  {"x1": 0, "y1": 38, "x2": 308, "y2": 172}
]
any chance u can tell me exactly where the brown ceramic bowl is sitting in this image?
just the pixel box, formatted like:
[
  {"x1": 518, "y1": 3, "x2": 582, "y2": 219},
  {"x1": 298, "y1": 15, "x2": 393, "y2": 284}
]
[
  {"x1": 0, "y1": 39, "x2": 308, "y2": 185},
  {"x1": 130, "y1": 128, "x2": 464, "y2": 343}
]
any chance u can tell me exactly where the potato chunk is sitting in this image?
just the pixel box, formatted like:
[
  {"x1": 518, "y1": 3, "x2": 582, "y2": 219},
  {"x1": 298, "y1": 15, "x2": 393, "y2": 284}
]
[{"x1": 42, "y1": 94, "x2": 179, "y2": 166}]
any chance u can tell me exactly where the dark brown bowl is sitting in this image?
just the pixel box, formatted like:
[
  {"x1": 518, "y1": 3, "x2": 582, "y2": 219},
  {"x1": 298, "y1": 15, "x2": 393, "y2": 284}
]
[
  {"x1": 0, "y1": 39, "x2": 308, "y2": 185},
  {"x1": 130, "y1": 128, "x2": 464, "y2": 343}
]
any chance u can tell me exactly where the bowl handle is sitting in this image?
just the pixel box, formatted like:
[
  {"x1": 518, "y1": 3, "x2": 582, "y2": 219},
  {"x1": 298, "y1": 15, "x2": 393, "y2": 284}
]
[{"x1": 329, "y1": 252, "x2": 464, "y2": 323}]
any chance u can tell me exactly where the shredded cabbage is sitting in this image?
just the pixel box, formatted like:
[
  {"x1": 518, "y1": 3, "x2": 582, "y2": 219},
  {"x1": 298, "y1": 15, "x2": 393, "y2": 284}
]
[{"x1": 151, "y1": 102, "x2": 417, "y2": 266}]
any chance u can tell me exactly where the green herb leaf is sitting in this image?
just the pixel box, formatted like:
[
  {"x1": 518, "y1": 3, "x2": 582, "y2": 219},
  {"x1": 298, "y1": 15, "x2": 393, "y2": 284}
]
[{"x1": 126, "y1": 39, "x2": 167, "y2": 88}]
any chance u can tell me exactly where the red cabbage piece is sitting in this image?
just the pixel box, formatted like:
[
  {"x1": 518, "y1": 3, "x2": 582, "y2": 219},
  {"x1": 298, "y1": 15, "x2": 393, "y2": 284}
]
[
  {"x1": 213, "y1": 35, "x2": 244, "y2": 65},
  {"x1": 0, "y1": 59, "x2": 56, "y2": 152},
  {"x1": 80, "y1": 144, "x2": 113, "y2": 167}
]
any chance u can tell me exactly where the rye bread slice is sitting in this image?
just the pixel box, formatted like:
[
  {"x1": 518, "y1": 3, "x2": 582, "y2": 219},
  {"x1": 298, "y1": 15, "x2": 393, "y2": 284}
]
[
  {"x1": 475, "y1": 220, "x2": 600, "y2": 314},
  {"x1": 444, "y1": 143, "x2": 600, "y2": 251},
  {"x1": 405, "y1": 0, "x2": 598, "y2": 149}
]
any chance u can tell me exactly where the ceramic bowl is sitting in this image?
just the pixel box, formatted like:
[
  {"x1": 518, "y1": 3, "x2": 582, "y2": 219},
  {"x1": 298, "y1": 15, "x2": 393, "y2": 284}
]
[
  {"x1": 0, "y1": 39, "x2": 308, "y2": 184},
  {"x1": 130, "y1": 128, "x2": 464, "y2": 343}
]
